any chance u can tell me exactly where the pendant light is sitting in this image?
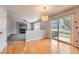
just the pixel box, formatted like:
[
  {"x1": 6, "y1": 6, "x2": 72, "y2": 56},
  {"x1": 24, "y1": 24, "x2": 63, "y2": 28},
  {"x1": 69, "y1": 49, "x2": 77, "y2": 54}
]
[{"x1": 41, "y1": 6, "x2": 49, "y2": 21}]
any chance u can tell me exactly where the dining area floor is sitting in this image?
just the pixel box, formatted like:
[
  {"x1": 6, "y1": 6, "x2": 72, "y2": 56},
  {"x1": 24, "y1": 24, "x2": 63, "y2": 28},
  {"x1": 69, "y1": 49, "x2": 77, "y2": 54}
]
[{"x1": 1, "y1": 39, "x2": 79, "y2": 54}]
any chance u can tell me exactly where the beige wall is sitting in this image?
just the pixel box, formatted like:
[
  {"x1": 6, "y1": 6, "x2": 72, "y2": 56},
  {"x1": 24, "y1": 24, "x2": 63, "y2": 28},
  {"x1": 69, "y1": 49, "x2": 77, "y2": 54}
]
[
  {"x1": 45, "y1": 19, "x2": 51, "y2": 39},
  {"x1": 72, "y1": 7, "x2": 79, "y2": 47},
  {"x1": 50, "y1": 6, "x2": 79, "y2": 47}
]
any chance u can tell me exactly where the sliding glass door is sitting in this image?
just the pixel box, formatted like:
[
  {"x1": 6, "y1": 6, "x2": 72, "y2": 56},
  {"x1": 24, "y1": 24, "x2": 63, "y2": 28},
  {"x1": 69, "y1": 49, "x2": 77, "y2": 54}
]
[
  {"x1": 51, "y1": 15, "x2": 72, "y2": 44},
  {"x1": 51, "y1": 19, "x2": 59, "y2": 40},
  {"x1": 59, "y1": 16, "x2": 71, "y2": 43}
]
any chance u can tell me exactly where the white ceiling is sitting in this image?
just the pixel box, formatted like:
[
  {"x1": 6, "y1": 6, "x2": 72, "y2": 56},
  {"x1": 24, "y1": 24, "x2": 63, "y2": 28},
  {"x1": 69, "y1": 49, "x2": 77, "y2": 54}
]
[{"x1": 3, "y1": 5, "x2": 75, "y2": 22}]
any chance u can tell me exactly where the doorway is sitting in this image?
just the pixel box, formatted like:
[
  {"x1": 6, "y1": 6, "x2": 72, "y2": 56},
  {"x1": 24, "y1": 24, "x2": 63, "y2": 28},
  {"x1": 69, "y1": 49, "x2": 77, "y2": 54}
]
[{"x1": 51, "y1": 15, "x2": 72, "y2": 44}]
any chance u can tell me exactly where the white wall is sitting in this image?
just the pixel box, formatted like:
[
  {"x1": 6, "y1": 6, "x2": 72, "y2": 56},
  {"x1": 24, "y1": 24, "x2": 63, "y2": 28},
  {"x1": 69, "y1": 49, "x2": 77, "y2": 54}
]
[
  {"x1": 0, "y1": 6, "x2": 7, "y2": 52},
  {"x1": 7, "y1": 16, "x2": 16, "y2": 36}
]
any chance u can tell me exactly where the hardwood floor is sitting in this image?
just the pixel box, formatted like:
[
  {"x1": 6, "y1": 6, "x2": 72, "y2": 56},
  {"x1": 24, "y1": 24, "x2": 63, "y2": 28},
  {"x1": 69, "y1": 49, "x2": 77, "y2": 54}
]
[
  {"x1": 1, "y1": 39, "x2": 51, "y2": 54},
  {"x1": 51, "y1": 40, "x2": 79, "y2": 54},
  {"x1": 1, "y1": 39, "x2": 79, "y2": 54}
]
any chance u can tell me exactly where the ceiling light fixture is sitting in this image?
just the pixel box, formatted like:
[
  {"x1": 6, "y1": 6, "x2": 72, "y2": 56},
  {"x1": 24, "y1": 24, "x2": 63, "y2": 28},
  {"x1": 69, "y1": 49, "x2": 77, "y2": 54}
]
[{"x1": 41, "y1": 6, "x2": 49, "y2": 21}]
